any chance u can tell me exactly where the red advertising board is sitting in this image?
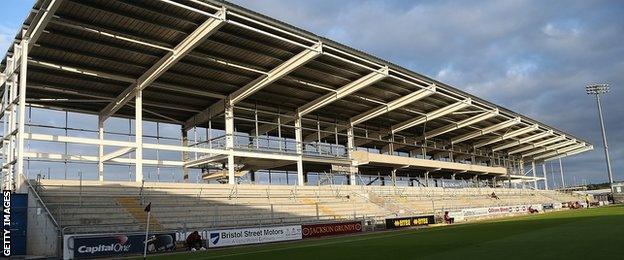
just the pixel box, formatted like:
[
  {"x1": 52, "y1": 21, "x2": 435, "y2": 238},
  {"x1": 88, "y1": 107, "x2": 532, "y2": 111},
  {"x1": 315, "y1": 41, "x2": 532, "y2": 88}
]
[{"x1": 302, "y1": 221, "x2": 362, "y2": 238}]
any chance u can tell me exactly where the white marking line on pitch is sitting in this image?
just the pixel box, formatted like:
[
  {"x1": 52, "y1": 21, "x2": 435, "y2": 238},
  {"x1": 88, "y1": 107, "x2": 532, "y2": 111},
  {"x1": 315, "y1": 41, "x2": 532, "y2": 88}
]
[{"x1": 188, "y1": 228, "x2": 440, "y2": 260}]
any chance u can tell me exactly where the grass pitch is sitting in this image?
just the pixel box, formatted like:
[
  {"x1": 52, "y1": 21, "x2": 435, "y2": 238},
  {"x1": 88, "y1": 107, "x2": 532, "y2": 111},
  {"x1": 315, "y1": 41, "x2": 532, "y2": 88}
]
[{"x1": 143, "y1": 205, "x2": 624, "y2": 260}]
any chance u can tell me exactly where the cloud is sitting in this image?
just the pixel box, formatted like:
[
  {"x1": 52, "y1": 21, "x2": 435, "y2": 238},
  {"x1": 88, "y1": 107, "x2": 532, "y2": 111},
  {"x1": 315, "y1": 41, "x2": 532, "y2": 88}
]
[
  {"x1": 0, "y1": 24, "x2": 15, "y2": 56},
  {"x1": 230, "y1": 0, "x2": 624, "y2": 184},
  {"x1": 0, "y1": 0, "x2": 619, "y2": 184}
]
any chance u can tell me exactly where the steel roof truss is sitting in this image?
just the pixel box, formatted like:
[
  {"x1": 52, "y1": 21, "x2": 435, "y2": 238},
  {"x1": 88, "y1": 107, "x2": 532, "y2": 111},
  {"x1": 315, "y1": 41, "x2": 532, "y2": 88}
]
[
  {"x1": 100, "y1": 9, "x2": 227, "y2": 121},
  {"x1": 451, "y1": 116, "x2": 521, "y2": 145},
  {"x1": 392, "y1": 98, "x2": 472, "y2": 134},
  {"x1": 473, "y1": 124, "x2": 539, "y2": 148},
  {"x1": 422, "y1": 109, "x2": 498, "y2": 140},
  {"x1": 492, "y1": 130, "x2": 553, "y2": 152}
]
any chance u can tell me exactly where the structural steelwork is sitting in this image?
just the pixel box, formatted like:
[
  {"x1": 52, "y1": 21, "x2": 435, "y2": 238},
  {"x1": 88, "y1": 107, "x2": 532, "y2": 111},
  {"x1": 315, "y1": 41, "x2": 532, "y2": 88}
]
[{"x1": 0, "y1": 0, "x2": 593, "y2": 192}]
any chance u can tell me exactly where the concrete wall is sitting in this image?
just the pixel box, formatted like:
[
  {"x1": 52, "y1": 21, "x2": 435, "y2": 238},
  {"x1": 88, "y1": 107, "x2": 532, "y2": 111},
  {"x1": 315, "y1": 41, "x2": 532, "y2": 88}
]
[{"x1": 27, "y1": 189, "x2": 60, "y2": 258}]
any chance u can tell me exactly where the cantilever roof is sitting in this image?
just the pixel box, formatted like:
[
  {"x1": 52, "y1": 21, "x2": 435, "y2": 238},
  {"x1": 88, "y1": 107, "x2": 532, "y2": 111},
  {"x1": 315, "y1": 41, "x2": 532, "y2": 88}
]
[{"x1": 0, "y1": 0, "x2": 592, "y2": 161}]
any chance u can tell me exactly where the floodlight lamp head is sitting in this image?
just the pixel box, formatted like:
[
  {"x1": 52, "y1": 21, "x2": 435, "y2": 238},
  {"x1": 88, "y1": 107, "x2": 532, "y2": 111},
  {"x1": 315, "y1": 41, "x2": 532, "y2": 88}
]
[{"x1": 585, "y1": 83, "x2": 610, "y2": 95}]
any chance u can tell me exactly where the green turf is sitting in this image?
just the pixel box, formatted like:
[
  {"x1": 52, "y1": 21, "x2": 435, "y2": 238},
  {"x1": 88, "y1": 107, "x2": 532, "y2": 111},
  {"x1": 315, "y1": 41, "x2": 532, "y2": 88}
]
[{"x1": 142, "y1": 206, "x2": 624, "y2": 260}]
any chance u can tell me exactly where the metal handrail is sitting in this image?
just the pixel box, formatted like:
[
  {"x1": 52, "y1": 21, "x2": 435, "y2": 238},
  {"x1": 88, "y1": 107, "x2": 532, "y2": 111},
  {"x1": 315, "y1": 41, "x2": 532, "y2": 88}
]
[
  {"x1": 23, "y1": 175, "x2": 60, "y2": 228},
  {"x1": 192, "y1": 134, "x2": 348, "y2": 158}
]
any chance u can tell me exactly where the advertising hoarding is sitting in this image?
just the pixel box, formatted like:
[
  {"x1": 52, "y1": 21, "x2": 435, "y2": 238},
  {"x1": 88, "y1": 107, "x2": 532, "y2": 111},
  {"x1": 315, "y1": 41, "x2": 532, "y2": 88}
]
[
  {"x1": 208, "y1": 225, "x2": 302, "y2": 248},
  {"x1": 385, "y1": 215, "x2": 435, "y2": 229},
  {"x1": 302, "y1": 221, "x2": 362, "y2": 238}
]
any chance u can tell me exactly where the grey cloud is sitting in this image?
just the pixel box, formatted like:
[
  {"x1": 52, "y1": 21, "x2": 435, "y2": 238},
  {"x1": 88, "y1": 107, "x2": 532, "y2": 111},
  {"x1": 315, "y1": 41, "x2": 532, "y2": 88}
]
[{"x1": 231, "y1": 0, "x2": 624, "y2": 184}]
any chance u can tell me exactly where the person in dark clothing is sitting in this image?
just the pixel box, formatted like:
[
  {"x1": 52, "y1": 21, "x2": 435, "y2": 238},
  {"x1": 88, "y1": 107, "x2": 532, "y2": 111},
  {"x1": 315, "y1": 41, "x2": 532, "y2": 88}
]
[
  {"x1": 444, "y1": 211, "x2": 454, "y2": 224},
  {"x1": 186, "y1": 231, "x2": 203, "y2": 251},
  {"x1": 528, "y1": 206, "x2": 539, "y2": 214}
]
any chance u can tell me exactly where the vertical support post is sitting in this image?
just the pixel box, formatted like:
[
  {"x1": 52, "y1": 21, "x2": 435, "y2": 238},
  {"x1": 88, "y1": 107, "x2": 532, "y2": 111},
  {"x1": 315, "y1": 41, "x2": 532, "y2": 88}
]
[
  {"x1": 542, "y1": 163, "x2": 548, "y2": 190},
  {"x1": 98, "y1": 118, "x2": 104, "y2": 181},
  {"x1": 182, "y1": 128, "x2": 189, "y2": 182},
  {"x1": 4, "y1": 56, "x2": 16, "y2": 190},
  {"x1": 559, "y1": 158, "x2": 565, "y2": 188},
  {"x1": 0, "y1": 69, "x2": 7, "y2": 190},
  {"x1": 391, "y1": 169, "x2": 397, "y2": 186},
  {"x1": 15, "y1": 39, "x2": 29, "y2": 192},
  {"x1": 424, "y1": 171, "x2": 429, "y2": 187},
  {"x1": 254, "y1": 105, "x2": 259, "y2": 149},
  {"x1": 135, "y1": 89, "x2": 143, "y2": 182},
  {"x1": 225, "y1": 102, "x2": 235, "y2": 184},
  {"x1": 295, "y1": 116, "x2": 304, "y2": 186},
  {"x1": 347, "y1": 126, "x2": 356, "y2": 185},
  {"x1": 531, "y1": 161, "x2": 537, "y2": 189},
  {"x1": 516, "y1": 160, "x2": 523, "y2": 188}
]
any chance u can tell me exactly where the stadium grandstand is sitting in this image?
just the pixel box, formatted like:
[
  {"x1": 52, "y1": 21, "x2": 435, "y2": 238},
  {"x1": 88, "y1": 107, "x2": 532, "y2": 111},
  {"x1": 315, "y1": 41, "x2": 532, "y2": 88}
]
[{"x1": 0, "y1": 0, "x2": 598, "y2": 258}]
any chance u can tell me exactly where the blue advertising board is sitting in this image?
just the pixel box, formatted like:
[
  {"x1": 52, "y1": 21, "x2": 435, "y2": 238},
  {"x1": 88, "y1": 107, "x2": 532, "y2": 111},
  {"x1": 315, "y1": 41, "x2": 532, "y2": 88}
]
[{"x1": 70, "y1": 232, "x2": 176, "y2": 259}]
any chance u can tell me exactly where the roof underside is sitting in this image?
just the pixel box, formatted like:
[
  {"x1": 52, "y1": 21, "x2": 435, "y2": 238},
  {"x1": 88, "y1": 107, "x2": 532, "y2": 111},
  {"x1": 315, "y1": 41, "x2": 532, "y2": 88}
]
[{"x1": 0, "y1": 0, "x2": 592, "y2": 161}]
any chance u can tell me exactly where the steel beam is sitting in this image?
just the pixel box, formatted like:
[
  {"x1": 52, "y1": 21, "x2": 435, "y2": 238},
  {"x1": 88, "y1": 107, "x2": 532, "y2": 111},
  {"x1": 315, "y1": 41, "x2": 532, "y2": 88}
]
[
  {"x1": 231, "y1": 43, "x2": 322, "y2": 105},
  {"x1": 295, "y1": 116, "x2": 304, "y2": 186},
  {"x1": 252, "y1": 66, "x2": 388, "y2": 136},
  {"x1": 298, "y1": 66, "x2": 389, "y2": 116},
  {"x1": 542, "y1": 163, "x2": 548, "y2": 190},
  {"x1": 100, "y1": 9, "x2": 226, "y2": 121},
  {"x1": 97, "y1": 118, "x2": 104, "y2": 181},
  {"x1": 185, "y1": 43, "x2": 322, "y2": 130},
  {"x1": 521, "y1": 139, "x2": 578, "y2": 158},
  {"x1": 473, "y1": 124, "x2": 539, "y2": 148},
  {"x1": 507, "y1": 135, "x2": 566, "y2": 155},
  {"x1": 451, "y1": 117, "x2": 521, "y2": 145},
  {"x1": 350, "y1": 84, "x2": 436, "y2": 126},
  {"x1": 301, "y1": 84, "x2": 435, "y2": 143},
  {"x1": 25, "y1": 151, "x2": 184, "y2": 167},
  {"x1": 532, "y1": 161, "x2": 537, "y2": 189},
  {"x1": 392, "y1": 98, "x2": 472, "y2": 134},
  {"x1": 135, "y1": 89, "x2": 143, "y2": 182},
  {"x1": 25, "y1": 0, "x2": 64, "y2": 52},
  {"x1": 15, "y1": 40, "x2": 29, "y2": 192},
  {"x1": 420, "y1": 109, "x2": 497, "y2": 140},
  {"x1": 533, "y1": 143, "x2": 589, "y2": 160},
  {"x1": 543, "y1": 146, "x2": 594, "y2": 162},
  {"x1": 225, "y1": 104, "x2": 235, "y2": 184},
  {"x1": 521, "y1": 139, "x2": 578, "y2": 157},
  {"x1": 492, "y1": 130, "x2": 553, "y2": 152},
  {"x1": 101, "y1": 147, "x2": 136, "y2": 162}
]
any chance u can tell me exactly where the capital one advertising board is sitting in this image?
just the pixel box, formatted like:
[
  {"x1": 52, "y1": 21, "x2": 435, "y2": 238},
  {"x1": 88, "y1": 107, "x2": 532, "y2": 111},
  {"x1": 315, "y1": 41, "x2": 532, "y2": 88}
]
[
  {"x1": 65, "y1": 232, "x2": 176, "y2": 259},
  {"x1": 208, "y1": 225, "x2": 302, "y2": 248}
]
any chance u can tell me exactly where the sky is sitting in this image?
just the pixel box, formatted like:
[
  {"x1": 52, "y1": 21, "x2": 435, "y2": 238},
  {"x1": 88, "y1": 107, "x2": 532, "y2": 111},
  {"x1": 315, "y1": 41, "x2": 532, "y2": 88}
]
[{"x1": 1, "y1": 0, "x2": 622, "y2": 186}]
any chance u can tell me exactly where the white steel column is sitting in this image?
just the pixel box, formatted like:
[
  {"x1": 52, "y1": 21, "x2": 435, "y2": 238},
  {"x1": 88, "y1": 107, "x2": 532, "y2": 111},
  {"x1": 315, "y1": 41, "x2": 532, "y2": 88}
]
[
  {"x1": 531, "y1": 161, "x2": 537, "y2": 189},
  {"x1": 135, "y1": 89, "x2": 143, "y2": 182},
  {"x1": 295, "y1": 116, "x2": 304, "y2": 186},
  {"x1": 182, "y1": 128, "x2": 189, "y2": 182},
  {"x1": 542, "y1": 163, "x2": 548, "y2": 190},
  {"x1": 2, "y1": 56, "x2": 16, "y2": 191},
  {"x1": 15, "y1": 39, "x2": 29, "y2": 192},
  {"x1": 347, "y1": 126, "x2": 356, "y2": 185},
  {"x1": 98, "y1": 118, "x2": 104, "y2": 181},
  {"x1": 225, "y1": 103, "x2": 235, "y2": 184},
  {"x1": 559, "y1": 158, "x2": 565, "y2": 188}
]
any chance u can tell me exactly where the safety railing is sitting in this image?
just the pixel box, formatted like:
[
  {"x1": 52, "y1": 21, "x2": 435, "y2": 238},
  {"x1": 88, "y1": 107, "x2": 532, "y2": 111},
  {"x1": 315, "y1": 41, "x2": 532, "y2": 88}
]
[
  {"x1": 192, "y1": 134, "x2": 348, "y2": 158},
  {"x1": 25, "y1": 175, "x2": 63, "y2": 257}
]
